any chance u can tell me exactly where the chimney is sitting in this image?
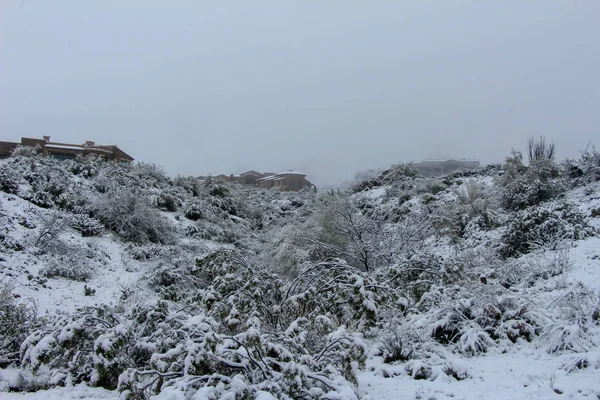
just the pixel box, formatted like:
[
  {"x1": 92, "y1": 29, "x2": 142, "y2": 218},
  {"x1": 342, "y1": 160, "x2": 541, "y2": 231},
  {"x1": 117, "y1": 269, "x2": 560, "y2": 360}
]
[
  {"x1": 43, "y1": 136, "x2": 50, "y2": 142},
  {"x1": 84, "y1": 141, "x2": 96, "y2": 147}
]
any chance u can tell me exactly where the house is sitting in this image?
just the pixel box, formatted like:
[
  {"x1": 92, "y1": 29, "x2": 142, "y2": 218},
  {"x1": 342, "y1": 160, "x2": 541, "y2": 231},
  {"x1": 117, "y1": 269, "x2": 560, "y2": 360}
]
[
  {"x1": 0, "y1": 136, "x2": 134, "y2": 164},
  {"x1": 215, "y1": 169, "x2": 314, "y2": 191},
  {"x1": 239, "y1": 170, "x2": 266, "y2": 185},
  {"x1": 256, "y1": 170, "x2": 314, "y2": 191},
  {"x1": 411, "y1": 158, "x2": 480, "y2": 176}
]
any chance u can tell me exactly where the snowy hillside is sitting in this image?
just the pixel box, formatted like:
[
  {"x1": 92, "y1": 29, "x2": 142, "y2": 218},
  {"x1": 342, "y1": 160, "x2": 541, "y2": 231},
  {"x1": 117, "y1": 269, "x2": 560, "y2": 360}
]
[{"x1": 1, "y1": 143, "x2": 600, "y2": 399}]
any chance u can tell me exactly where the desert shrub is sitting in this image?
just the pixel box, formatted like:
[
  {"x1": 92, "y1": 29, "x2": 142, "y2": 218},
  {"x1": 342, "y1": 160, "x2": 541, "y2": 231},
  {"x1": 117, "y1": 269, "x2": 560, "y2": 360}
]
[
  {"x1": 432, "y1": 182, "x2": 500, "y2": 241},
  {"x1": 0, "y1": 281, "x2": 36, "y2": 367},
  {"x1": 565, "y1": 143, "x2": 600, "y2": 185},
  {"x1": 93, "y1": 190, "x2": 174, "y2": 244},
  {"x1": 132, "y1": 162, "x2": 168, "y2": 184},
  {"x1": 499, "y1": 146, "x2": 566, "y2": 211},
  {"x1": 70, "y1": 214, "x2": 104, "y2": 237},
  {"x1": 209, "y1": 184, "x2": 229, "y2": 197},
  {"x1": 379, "y1": 323, "x2": 417, "y2": 364},
  {"x1": 119, "y1": 317, "x2": 365, "y2": 400},
  {"x1": 40, "y1": 258, "x2": 94, "y2": 282},
  {"x1": 21, "y1": 296, "x2": 367, "y2": 399},
  {"x1": 11, "y1": 145, "x2": 41, "y2": 157},
  {"x1": 414, "y1": 178, "x2": 447, "y2": 196},
  {"x1": 500, "y1": 201, "x2": 595, "y2": 258},
  {"x1": 0, "y1": 166, "x2": 20, "y2": 194},
  {"x1": 379, "y1": 163, "x2": 420, "y2": 184},
  {"x1": 183, "y1": 201, "x2": 204, "y2": 221},
  {"x1": 539, "y1": 284, "x2": 600, "y2": 353},
  {"x1": 526, "y1": 136, "x2": 556, "y2": 164},
  {"x1": 154, "y1": 192, "x2": 178, "y2": 212},
  {"x1": 378, "y1": 252, "x2": 458, "y2": 303},
  {"x1": 20, "y1": 306, "x2": 123, "y2": 388},
  {"x1": 23, "y1": 190, "x2": 54, "y2": 208}
]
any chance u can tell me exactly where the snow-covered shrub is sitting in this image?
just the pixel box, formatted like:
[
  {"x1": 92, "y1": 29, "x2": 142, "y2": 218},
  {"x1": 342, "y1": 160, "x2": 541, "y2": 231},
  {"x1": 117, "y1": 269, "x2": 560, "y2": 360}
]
[
  {"x1": 183, "y1": 201, "x2": 204, "y2": 221},
  {"x1": 431, "y1": 182, "x2": 500, "y2": 241},
  {"x1": 119, "y1": 315, "x2": 365, "y2": 400},
  {"x1": 378, "y1": 322, "x2": 420, "y2": 364},
  {"x1": 40, "y1": 258, "x2": 94, "y2": 282},
  {"x1": 20, "y1": 306, "x2": 120, "y2": 388},
  {"x1": 0, "y1": 166, "x2": 20, "y2": 194},
  {"x1": 539, "y1": 284, "x2": 600, "y2": 354},
  {"x1": 499, "y1": 148, "x2": 566, "y2": 211},
  {"x1": 93, "y1": 190, "x2": 174, "y2": 244},
  {"x1": 575, "y1": 144, "x2": 600, "y2": 183},
  {"x1": 379, "y1": 163, "x2": 420, "y2": 185},
  {"x1": 11, "y1": 145, "x2": 41, "y2": 157},
  {"x1": 0, "y1": 281, "x2": 36, "y2": 368},
  {"x1": 21, "y1": 299, "x2": 366, "y2": 399},
  {"x1": 378, "y1": 252, "x2": 459, "y2": 303},
  {"x1": 22, "y1": 190, "x2": 54, "y2": 208},
  {"x1": 414, "y1": 178, "x2": 447, "y2": 196},
  {"x1": 132, "y1": 162, "x2": 169, "y2": 184},
  {"x1": 70, "y1": 214, "x2": 104, "y2": 237},
  {"x1": 154, "y1": 193, "x2": 178, "y2": 212},
  {"x1": 500, "y1": 201, "x2": 595, "y2": 258}
]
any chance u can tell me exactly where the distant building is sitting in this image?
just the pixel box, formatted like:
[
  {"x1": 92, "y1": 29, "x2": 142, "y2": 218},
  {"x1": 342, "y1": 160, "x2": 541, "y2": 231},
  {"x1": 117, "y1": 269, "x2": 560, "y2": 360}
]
[
  {"x1": 411, "y1": 158, "x2": 480, "y2": 176},
  {"x1": 0, "y1": 136, "x2": 134, "y2": 164},
  {"x1": 215, "y1": 169, "x2": 314, "y2": 191}
]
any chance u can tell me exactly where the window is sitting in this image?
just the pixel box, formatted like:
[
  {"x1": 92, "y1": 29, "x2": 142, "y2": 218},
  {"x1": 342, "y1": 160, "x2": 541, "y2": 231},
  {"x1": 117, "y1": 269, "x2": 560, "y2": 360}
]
[{"x1": 49, "y1": 153, "x2": 76, "y2": 161}]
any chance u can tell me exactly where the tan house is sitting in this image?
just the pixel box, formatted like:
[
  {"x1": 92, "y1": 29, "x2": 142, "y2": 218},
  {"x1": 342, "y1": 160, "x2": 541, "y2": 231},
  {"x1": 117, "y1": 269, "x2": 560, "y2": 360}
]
[
  {"x1": 0, "y1": 136, "x2": 134, "y2": 164},
  {"x1": 215, "y1": 169, "x2": 314, "y2": 191},
  {"x1": 256, "y1": 170, "x2": 313, "y2": 191}
]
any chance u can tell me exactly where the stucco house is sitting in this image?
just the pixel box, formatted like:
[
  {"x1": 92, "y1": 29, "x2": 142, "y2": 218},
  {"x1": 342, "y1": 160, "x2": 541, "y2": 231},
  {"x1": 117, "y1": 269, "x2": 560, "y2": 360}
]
[{"x1": 0, "y1": 136, "x2": 134, "y2": 164}]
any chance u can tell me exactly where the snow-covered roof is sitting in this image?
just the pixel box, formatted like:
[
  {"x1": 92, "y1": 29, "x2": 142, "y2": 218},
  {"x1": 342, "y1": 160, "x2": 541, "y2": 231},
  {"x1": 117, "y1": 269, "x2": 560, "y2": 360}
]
[
  {"x1": 44, "y1": 144, "x2": 84, "y2": 151},
  {"x1": 275, "y1": 170, "x2": 306, "y2": 176},
  {"x1": 257, "y1": 176, "x2": 284, "y2": 181},
  {"x1": 85, "y1": 148, "x2": 113, "y2": 154}
]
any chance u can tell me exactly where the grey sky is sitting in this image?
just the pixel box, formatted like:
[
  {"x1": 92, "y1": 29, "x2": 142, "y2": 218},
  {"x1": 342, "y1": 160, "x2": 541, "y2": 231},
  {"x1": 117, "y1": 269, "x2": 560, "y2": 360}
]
[{"x1": 1, "y1": 1, "x2": 599, "y2": 186}]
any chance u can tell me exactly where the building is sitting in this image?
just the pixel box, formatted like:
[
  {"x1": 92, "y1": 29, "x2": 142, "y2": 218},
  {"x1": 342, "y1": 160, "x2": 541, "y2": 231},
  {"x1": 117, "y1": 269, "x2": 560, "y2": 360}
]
[
  {"x1": 0, "y1": 136, "x2": 134, "y2": 164},
  {"x1": 215, "y1": 169, "x2": 314, "y2": 191},
  {"x1": 411, "y1": 158, "x2": 480, "y2": 176},
  {"x1": 256, "y1": 170, "x2": 313, "y2": 191}
]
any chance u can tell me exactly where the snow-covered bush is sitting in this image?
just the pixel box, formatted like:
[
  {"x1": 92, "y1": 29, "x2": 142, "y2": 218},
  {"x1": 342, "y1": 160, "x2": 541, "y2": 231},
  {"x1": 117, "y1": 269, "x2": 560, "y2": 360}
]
[
  {"x1": 93, "y1": 190, "x2": 174, "y2": 244},
  {"x1": 21, "y1": 298, "x2": 367, "y2": 399},
  {"x1": 378, "y1": 321, "x2": 421, "y2": 364},
  {"x1": 119, "y1": 316, "x2": 366, "y2": 400},
  {"x1": 40, "y1": 258, "x2": 95, "y2": 282},
  {"x1": 23, "y1": 190, "x2": 54, "y2": 209},
  {"x1": 0, "y1": 281, "x2": 36, "y2": 368},
  {"x1": 500, "y1": 201, "x2": 595, "y2": 258},
  {"x1": 70, "y1": 214, "x2": 104, "y2": 237},
  {"x1": 564, "y1": 143, "x2": 600, "y2": 185},
  {"x1": 499, "y1": 148, "x2": 566, "y2": 211},
  {"x1": 0, "y1": 166, "x2": 20, "y2": 194},
  {"x1": 431, "y1": 182, "x2": 501, "y2": 241},
  {"x1": 11, "y1": 145, "x2": 41, "y2": 157},
  {"x1": 539, "y1": 284, "x2": 600, "y2": 354},
  {"x1": 183, "y1": 201, "x2": 204, "y2": 221}
]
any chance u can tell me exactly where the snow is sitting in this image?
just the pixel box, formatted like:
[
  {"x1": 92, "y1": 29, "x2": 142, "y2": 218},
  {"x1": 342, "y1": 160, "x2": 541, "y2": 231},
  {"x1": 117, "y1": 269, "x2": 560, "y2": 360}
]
[
  {"x1": 359, "y1": 350, "x2": 600, "y2": 399},
  {"x1": 43, "y1": 144, "x2": 84, "y2": 151},
  {"x1": 1, "y1": 384, "x2": 118, "y2": 399},
  {"x1": 2, "y1": 156, "x2": 600, "y2": 399}
]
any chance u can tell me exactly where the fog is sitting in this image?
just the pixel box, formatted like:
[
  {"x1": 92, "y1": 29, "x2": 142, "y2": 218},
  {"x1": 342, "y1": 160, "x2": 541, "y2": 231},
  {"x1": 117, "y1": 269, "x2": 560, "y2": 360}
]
[{"x1": 1, "y1": 1, "x2": 599, "y2": 186}]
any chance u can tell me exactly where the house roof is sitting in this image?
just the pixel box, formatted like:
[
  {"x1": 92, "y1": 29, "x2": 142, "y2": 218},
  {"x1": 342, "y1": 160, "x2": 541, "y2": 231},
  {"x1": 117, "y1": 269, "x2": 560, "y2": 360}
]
[
  {"x1": 45, "y1": 144, "x2": 85, "y2": 151},
  {"x1": 274, "y1": 170, "x2": 306, "y2": 176},
  {"x1": 257, "y1": 175, "x2": 284, "y2": 181},
  {"x1": 240, "y1": 170, "x2": 264, "y2": 177}
]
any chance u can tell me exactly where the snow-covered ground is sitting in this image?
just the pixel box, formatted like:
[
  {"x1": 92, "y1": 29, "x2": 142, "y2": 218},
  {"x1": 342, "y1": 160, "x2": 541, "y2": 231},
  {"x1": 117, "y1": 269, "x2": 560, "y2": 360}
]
[{"x1": 2, "y1": 156, "x2": 600, "y2": 399}]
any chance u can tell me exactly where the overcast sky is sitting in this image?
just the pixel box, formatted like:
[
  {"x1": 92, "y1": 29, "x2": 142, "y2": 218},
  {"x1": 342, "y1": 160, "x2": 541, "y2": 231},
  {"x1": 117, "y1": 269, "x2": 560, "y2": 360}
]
[{"x1": 1, "y1": 1, "x2": 599, "y2": 185}]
